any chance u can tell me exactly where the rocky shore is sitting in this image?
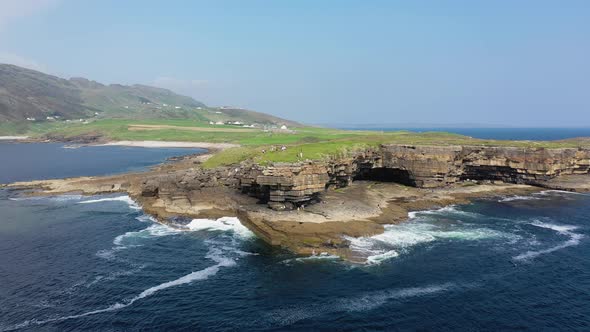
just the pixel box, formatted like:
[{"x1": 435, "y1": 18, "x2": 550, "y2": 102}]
[{"x1": 5, "y1": 143, "x2": 590, "y2": 262}]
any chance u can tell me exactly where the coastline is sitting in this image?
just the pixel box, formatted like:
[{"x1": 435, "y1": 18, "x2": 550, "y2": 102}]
[
  {"x1": 3, "y1": 139, "x2": 590, "y2": 263},
  {"x1": 100, "y1": 140, "x2": 239, "y2": 150},
  {"x1": 0, "y1": 136, "x2": 29, "y2": 140},
  {"x1": 3, "y1": 160, "x2": 543, "y2": 263}
]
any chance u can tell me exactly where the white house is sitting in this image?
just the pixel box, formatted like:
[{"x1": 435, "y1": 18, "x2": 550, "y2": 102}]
[{"x1": 280, "y1": 125, "x2": 288, "y2": 130}]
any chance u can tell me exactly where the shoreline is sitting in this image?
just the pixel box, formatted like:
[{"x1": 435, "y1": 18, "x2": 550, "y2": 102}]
[
  {"x1": 0, "y1": 136, "x2": 240, "y2": 151},
  {"x1": 100, "y1": 140, "x2": 239, "y2": 150},
  {"x1": 3, "y1": 167, "x2": 543, "y2": 263},
  {"x1": 4, "y1": 140, "x2": 590, "y2": 263},
  {"x1": 0, "y1": 136, "x2": 29, "y2": 140}
]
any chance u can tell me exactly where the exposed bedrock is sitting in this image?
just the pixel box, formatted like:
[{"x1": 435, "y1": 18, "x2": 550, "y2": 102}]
[
  {"x1": 234, "y1": 145, "x2": 590, "y2": 210},
  {"x1": 380, "y1": 145, "x2": 590, "y2": 188},
  {"x1": 132, "y1": 144, "x2": 590, "y2": 213}
]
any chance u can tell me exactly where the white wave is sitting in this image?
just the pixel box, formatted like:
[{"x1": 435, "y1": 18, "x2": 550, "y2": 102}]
[
  {"x1": 530, "y1": 220, "x2": 578, "y2": 234},
  {"x1": 78, "y1": 195, "x2": 141, "y2": 210},
  {"x1": 8, "y1": 249, "x2": 235, "y2": 331},
  {"x1": 113, "y1": 224, "x2": 180, "y2": 247},
  {"x1": 513, "y1": 220, "x2": 584, "y2": 261},
  {"x1": 233, "y1": 249, "x2": 260, "y2": 257},
  {"x1": 187, "y1": 217, "x2": 255, "y2": 239},
  {"x1": 348, "y1": 220, "x2": 513, "y2": 264},
  {"x1": 498, "y1": 195, "x2": 542, "y2": 202},
  {"x1": 537, "y1": 190, "x2": 590, "y2": 197},
  {"x1": 97, "y1": 223, "x2": 182, "y2": 261},
  {"x1": 267, "y1": 283, "x2": 455, "y2": 326},
  {"x1": 9, "y1": 194, "x2": 84, "y2": 202},
  {"x1": 280, "y1": 252, "x2": 340, "y2": 265},
  {"x1": 135, "y1": 214, "x2": 157, "y2": 223},
  {"x1": 366, "y1": 250, "x2": 399, "y2": 265},
  {"x1": 410, "y1": 205, "x2": 482, "y2": 219}
]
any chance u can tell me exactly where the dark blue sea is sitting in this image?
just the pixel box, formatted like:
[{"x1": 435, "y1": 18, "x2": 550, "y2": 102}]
[
  {"x1": 341, "y1": 127, "x2": 590, "y2": 141},
  {"x1": 1, "y1": 141, "x2": 589, "y2": 331}
]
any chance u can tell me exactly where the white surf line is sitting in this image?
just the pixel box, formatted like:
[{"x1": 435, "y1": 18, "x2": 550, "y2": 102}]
[
  {"x1": 78, "y1": 195, "x2": 141, "y2": 210},
  {"x1": 498, "y1": 195, "x2": 543, "y2": 202},
  {"x1": 0, "y1": 136, "x2": 29, "y2": 140},
  {"x1": 187, "y1": 217, "x2": 256, "y2": 239},
  {"x1": 5, "y1": 252, "x2": 236, "y2": 331},
  {"x1": 537, "y1": 190, "x2": 590, "y2": 197},
  {"x1": 265, "y1": 282, "x2": 458, "y2": 327},
  {"x1": 347, "y1": 209, "x2": 514, "y2": 265},
  {"x1": 513, "y1": 220, "x2": 584, "y2": 261},
  {"x1": 6, "y1": 216, "x2": 256, "y2": 331}
]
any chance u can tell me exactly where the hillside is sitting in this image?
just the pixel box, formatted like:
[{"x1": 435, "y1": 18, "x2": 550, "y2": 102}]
[{"x1": 0, "y1": 64, "x2": 299, "y2": 127}]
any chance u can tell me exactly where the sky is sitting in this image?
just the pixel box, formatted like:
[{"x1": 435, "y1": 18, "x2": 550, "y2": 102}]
[{"x1": 0, "y1": 0, "x2": 589, "y2": 127}]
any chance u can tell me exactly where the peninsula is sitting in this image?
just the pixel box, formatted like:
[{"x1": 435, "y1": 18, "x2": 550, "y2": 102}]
[{"x1": 3, "y1": 64, "x2": 590, "y2": 262}]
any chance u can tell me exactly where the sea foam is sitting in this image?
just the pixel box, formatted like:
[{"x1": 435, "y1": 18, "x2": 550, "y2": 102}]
[
  {"x1": 78, "y1": 195, "x2": 141, "y2": 210},
  {"x1": 187, "y1": 217, "x2": 255, "y2": 239},
  {"x1": 513, "y1": 220, "x2": 584, "y2": 261},
  {"x1": 7, "y1": 247, "x2": 236, "y2": 331},
  {"x1": 348, "y1": 206, "x2": 514, "y2": 264}
]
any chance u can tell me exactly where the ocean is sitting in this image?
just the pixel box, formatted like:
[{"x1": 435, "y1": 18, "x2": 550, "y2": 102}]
[
  {"x1": 339, "y1": 127, "x2": 590, "y2": 141},
  {"x1": 1, "y1": 138, "x2": 589, "y2": 331}
]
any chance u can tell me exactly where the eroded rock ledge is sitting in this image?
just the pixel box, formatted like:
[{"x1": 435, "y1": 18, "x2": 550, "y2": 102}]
[
  {"x1": 5, "y1": 144, "x2": 590, "y2": 261},
  {"x1": 237, "y1": 144, "x2": 590, "y2": 210}
]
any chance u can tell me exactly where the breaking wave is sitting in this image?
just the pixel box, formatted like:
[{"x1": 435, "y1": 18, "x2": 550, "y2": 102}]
[
  {"x1": 9, "y1": 194, "x2": 84, "y2": 202},
  {"x1": 187, "y1": 217, "x2": 255, "y2": 239},
  {"x1": 498, "y1": 195, "x2": 543, "y2": 202},
  {"x1": 348, "y1": 221, "x2": 512, "y2": 265},
  {"x1": 97, "y1": 220, "x2": 182, "y2": 260},
  {"x1": 78, "y1": 195, "x2": 141, "y2": 210},
  {"x1": 513, "y1": 220, "x2": 584, "y2": 261},
  {"x1": 410, "y1": 205, "x2": 483, "y2": 219},
  {"x1": 281, "y1": 252, "x2": 341, "y2": 265}
]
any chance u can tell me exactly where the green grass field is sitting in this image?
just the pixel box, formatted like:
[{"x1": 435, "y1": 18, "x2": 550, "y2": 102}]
[{"x1": 3, "y1": 118, "x2": 589, "y2": 168}]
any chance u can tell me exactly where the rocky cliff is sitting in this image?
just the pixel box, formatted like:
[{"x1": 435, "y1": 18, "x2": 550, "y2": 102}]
[
  {"x1": 235, "y1": 144, "x2": 590, "y2": 210},
  {"x1": 9, "y1": 143, "x2": 590, "y2": 260}
]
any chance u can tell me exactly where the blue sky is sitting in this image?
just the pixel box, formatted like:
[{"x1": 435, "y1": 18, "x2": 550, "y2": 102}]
[{"x1": 0, "y1": 0, "x2": 589, "y2": 126}]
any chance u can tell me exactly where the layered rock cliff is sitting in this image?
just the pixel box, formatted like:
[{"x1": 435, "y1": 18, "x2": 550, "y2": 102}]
[
  {"x1": 8, "y1": 143, "x2": 590, "y2": 260},
  {"x1": 235, "y1": 144, "x2": 590, "y2": 210}
]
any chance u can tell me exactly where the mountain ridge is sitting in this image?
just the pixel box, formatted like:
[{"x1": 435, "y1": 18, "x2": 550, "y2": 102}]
[{"x1": 0, "y1": 64, "x2": 299, "y2": 127}]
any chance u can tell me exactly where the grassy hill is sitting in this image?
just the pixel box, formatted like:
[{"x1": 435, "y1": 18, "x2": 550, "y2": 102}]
[{"x1": 0, "y1": 64, "x2": 300, "y2": 129}]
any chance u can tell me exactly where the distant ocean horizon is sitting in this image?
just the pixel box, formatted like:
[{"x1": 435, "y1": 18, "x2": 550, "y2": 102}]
[{"x1": 336, "y1": 127, "x2": 590, "y2": 141}]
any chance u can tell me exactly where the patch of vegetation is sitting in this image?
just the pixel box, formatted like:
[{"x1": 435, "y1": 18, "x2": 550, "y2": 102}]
[{"x1": 5, "y1": 117, "x2": 590, "y2": 168}]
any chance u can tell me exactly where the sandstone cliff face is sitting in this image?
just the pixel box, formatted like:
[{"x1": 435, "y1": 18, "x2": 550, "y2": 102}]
[
  {"x1": 234, "y1": 145, "x2": 590, "y2": 209},
  {"x1": 238, "y1": 162, "x2": 330, "y2": 210},
  {"x1": 379, "y1": 145, "x2": 590, "y2": 187},
  {"x1": 134, "y1": 144, "x2": 590, "y2": 212}
]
